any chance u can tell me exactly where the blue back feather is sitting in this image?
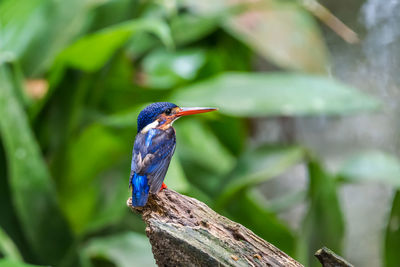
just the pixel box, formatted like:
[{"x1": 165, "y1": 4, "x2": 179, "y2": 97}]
[{"x1": 131, "y1": 173, "x2": 150, "y2": 207}]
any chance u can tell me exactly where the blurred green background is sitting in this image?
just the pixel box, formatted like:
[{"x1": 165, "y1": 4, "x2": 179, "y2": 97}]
[{"x1": 1, "y1": 0, "x2": 400, "y2": 266}]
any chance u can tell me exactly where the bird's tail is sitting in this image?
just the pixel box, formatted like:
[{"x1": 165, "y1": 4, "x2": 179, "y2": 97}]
[{"x1": 130, "y1": 173, "x2": 150, "y2": 207}]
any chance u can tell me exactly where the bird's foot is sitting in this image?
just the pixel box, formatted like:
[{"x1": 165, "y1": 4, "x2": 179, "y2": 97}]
[{"x1": 160, "y1": 182, "x2": 167, "y2": 191}]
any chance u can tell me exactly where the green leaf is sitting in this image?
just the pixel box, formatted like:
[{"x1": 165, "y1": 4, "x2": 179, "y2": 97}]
[
  {"x1": 83, "y1": 232, "x2": 156, "y2": 267},
  {"x1": 224, "y1": 2, "x2": 328, "y2": 73},
  {"x1": 171, "y1": 72, "x2": 380, "y2": 117},
  {"x1": 97, "y1": 105, "x2": 145, "y2": 128},
  {"x1": 0, "y1": 227, "x2": 22, "y2": 261},
  {"x1": 182, "y1": 0, "x2": 233, "y2": 15},
  {"x1": 58, "y1": 19, "x2": 173, "y2": 72},
  {"x1": 98, "y1": 102, "x2": 180, "y2": 129},
  {"x1": 0, "y1": 0, "x2": 107, "y2": 75},
  {"x1": 202, "y1": 35, "x2": 252, "y2": 74},
  {"x1": 301, "y1": 161, "x2": 344, "y2": 267},
  {"x1": 385, "y1": 191, "x2": 400, "y2": 267},
  {"x1": 175, "y1": 119, "x2": 235, "y2": 184},
  {"x1": 0, "y1": 259, "x2": 43, "y2": 267},
  {"x1": 59, "y1": 123, "x2": 126, "y2": 234},
  {"x1": 0, "y1": 135, "x2": 32, "y2": 261},
  {"x1": 184, "y1": 186, "x2": 214, "y2": 207},
  {"x1": 0, "y1": 0, "x2": 45, "y2": 59},
  {"x1": 225, "y1": 190, "x2": 297, "y2": 256},
  {"x1": 141, "y1": 48, "x2": 207, "y2": 89},
  {"x1": 174, "y1": 119, "x2": 235, "y2": 195},
  {"x1": 0, "y1": 65, "x2": 77, "y2": 264},
  {"x1": 170, "y1": 14, "x2": 219, "y2": 45},
  {"x1": 165, "y1": 156, "x2": 190, "y2": 192},
  {"x1": 84, "y1": 167, "x2": 130, "y2": 233},
  {"x1": 216, "y1": 146, "x2": 304, "y2": 209},
  {"x1": 21, "y1": 0, "x2": 91, "y2": 75},
  {"x1": 338, "y1": 151, "x2": 400, "y2": 188},
  {"x1": 183, "y1": 0, "x2": 327, "y2": 72},
  {"x1": 208, "y1": 115, "x2": 247, "y2": 156}
]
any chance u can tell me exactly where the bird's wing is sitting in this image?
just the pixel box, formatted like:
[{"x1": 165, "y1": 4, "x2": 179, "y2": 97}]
[
  {"x1": 130, "y1": 128, "x2": 176, "y2": 193},
  {"x1": 147, "y1": 143, "x2": 175, "y2": 193}
]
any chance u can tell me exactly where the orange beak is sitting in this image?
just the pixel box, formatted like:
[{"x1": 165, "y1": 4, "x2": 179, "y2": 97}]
[{"x1": 175, "y1": 107, "x2": 218, "y2": 117}]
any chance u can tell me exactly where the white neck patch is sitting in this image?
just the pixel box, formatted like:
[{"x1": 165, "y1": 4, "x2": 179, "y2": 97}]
[{"x1": 141, "y1": 120, "x2": 159, "y2": 133}]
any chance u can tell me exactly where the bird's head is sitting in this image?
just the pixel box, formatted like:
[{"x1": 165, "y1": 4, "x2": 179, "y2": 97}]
[{"x1": 137, "y1": 102, "x2": 217, "y2": 133}]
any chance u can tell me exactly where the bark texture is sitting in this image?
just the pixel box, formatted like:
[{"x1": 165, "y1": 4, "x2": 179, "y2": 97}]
[
  {"x1": 315, "y1": 247, "x2": 354, "y2": 267},
  {"x1": 127, "y1": 188, "x2": 303, "y2": 267}
]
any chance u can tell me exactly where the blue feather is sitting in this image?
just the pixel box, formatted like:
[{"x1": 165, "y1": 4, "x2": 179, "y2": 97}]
[
  {"x1": 137, "y1": 102, "x2": 177, "y2": 132},
  {"x1": 130, "y1": 102, "x2": 178, "y2": 207},
  {"x1": 145, "y1": 128, "x2": 157, "y2": 147},
  {"x1": 131, "y1": 173, "x2": 150, "y2": 207},
  {"x1": 130, "y1": 102, "x2": 215, "y2": 207}
]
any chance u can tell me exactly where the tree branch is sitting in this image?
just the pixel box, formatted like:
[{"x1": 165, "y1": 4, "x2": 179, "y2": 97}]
[
  {"x1": 127, "y1": 188, "x2": 303, "y2": 267},
  {"x1": 315, "y1": 247, "x2": 354, "y2": 267}
]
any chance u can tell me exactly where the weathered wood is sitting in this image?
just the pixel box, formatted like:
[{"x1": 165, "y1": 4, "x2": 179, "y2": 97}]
[
  {"x1": 315, "y1": 247, "x2": 354, "y2": 267},
  {"x1": 127, "y1": 188, "x2": 303, "y2": 267}
]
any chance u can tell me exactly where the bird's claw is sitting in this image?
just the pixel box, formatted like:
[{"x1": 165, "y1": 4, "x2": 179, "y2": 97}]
[{"x1": 160, "y1": 182, "x2": 167, "y2": 191}]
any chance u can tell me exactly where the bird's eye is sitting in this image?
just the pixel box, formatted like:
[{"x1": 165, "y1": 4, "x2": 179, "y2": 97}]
[{"x1": 165, "y1": 108, "x2": 172, "y2": 115}]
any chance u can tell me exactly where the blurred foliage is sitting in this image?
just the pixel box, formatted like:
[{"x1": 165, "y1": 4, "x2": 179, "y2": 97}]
[
  {"x1": 0, "y1": 0, "x2": 399, "y2": 267},
  {"x1": 300, "y1": 161, "x2": 344, "y2": 266},
  {"x1": 0, "y1": 228, "x2": 22, "y2": 262},
  {"x1": 339, "y1": 151, "x2": 400, "y2": 187},
  {"x1": 83, "y1": 232, "x2": 155, "y2": 267},
  {"x1": 385, "y1": 191, "x2": 400, "y2": 267}
]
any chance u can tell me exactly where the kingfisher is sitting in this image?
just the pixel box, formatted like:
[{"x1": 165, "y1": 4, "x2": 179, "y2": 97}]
[{"x1": 129, "y1": 102, "x2": 217, "y2": 207}]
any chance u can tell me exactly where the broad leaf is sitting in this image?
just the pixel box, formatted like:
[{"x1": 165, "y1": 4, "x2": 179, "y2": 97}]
[
  {"x1": 165, "y1": 156, "x2": 190, "y2": 192},
  {"x1": 59, "y1": 123, "x2": 126, "y2": 233},
  {"x1": 0, "y1": 0, "x2": 45, "y2": 59},
  {"x1": 0, "y1": 227, "x2": 22, "y2": 261},
  {"x1": 301, "y1": 161, "x2": 344, "y2": 267},
  {"x1": 216, "y1": 146, "x2": 304, "y2": 208},
  {"x1": 83, "y1": 232, "x2": 156, "y2": 267},
  {"x1": 175, "y1": 120, "x2": 235, "y2": 193},
  {"x1": 171, "y1": 14, "x2": 219, "y2": 45},
  {"x1": 0, "y1": 66, "x2": 77, "y2": 264},
  {"x1": 0, "y1": 0, "x2": 111, "y2": 75},
  {"x1": 0, "y1": 259, "x2": 43, "y2": 267},
  {"x1": 339, "y1": 151, "x2": 400, "y2": 188},
  {"x1": 208, "y1": 115, "x2": 247, "y2": 156},
  {"x1": 175, "y1": 119, "x2": 235, "y2": 176},
  {"x1": 385, "y1": 191, "x2": 400, "y2": 267},
  {"x1": 57, "y1": 19, "x2": 173, "y2": 72},
  {"x1": 84, "y1": 167, "x2": 130, "y2": 233},
  {"x1": 141, "y1": 48, "x2": 206, "y2": 89},
  {"x1": 98, "y1": 105, "x2": 144, "y2": 129},
  {"x1": 171, "y1": 72, "x2": 380, "y2": 117},
  {"x1": 0, "y1": 139, "x2": 31, "y2": 260},
  {"x1": 183, "y1": 0, "x2": 328, "y2": 72},
  {"x1": 224, "y1": 2, "x2": 328, "y2": 73}
]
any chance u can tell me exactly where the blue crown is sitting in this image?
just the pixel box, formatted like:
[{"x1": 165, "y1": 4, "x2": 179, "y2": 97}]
[{"x1": 137, "y1": 102, "x2": 178, "y2": 132}]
